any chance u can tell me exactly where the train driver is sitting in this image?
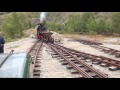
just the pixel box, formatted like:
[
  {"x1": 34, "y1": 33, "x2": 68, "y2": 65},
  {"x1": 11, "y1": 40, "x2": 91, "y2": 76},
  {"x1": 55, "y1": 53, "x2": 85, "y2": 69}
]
[{"x1": 0, "y1": 33, "x2": 5, "y2": 53}]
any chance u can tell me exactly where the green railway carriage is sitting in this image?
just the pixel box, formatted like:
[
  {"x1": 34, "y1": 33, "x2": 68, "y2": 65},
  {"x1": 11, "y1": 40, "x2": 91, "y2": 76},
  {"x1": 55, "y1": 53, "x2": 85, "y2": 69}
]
[{"x1": 0, "y1": 52, "x2": 32, "y2": 78}]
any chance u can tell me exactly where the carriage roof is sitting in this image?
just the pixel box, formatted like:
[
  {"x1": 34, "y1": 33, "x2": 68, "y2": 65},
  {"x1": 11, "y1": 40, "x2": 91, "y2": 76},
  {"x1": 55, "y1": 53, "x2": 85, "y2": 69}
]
[{"x1": 0, "y1": 53, "x2": 29, "y2": 78}]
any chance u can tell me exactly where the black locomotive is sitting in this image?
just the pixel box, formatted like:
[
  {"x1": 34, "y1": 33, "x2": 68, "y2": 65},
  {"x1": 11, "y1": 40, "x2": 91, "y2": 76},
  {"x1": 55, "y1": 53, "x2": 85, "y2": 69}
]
[{"x1": 36, "y1": 23, "x2": 54, "y2": 43}]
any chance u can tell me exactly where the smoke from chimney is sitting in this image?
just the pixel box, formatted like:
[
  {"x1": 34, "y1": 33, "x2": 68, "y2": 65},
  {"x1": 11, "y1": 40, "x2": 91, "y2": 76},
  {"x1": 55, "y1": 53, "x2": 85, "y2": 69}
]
[{"x1": 40, "y1": 12, "x2": 46, "y2": 23}]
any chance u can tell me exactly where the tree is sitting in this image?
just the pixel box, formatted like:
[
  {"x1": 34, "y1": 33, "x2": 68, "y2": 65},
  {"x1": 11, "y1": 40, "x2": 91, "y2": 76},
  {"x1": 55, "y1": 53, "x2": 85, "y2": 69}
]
[
  {"x1": 111, "y1": 12, "x2": 120, "y2": 34},
  {"x1": 86, "y1": 16, "x2": 97, "y2": 34},
  {"x1": 1, "y1": 12, "x2": 31, "y2": 40}
]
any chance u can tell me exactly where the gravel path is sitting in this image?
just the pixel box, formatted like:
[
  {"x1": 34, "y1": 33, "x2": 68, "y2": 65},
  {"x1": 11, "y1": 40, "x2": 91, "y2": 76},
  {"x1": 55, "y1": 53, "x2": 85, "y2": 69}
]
[
  {"x1": 4, "y1": 38, "x2": 37, "y2": 53},
  {"x1": 103, "y1": 43, "x2": 120, "y2": 50}
]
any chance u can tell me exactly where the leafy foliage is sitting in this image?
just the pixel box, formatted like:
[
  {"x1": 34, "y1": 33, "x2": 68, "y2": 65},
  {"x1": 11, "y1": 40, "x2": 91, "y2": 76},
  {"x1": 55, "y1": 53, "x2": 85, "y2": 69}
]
[
  {"x1": 0, "y1": 12, "x2": 33, "y2": 41},
  {"x1": 111, "y1": 12, "x2": 120, "y2": 34}
]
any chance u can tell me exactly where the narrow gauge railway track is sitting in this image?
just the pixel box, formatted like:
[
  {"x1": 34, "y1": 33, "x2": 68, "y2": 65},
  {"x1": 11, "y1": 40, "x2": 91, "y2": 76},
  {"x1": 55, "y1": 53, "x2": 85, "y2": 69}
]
[
  {"x1": 76, "y1": 39, "x2": 103, "y2": 45},
  {"x1": 76, "y1": 39, "x2": 120, "y2": 58},
  {"x1": 28, "y1": 40, "x2": 43, "y2": 78},
  {"x1": 48, "y1": 43, "x2": 108, "y2": 78},
  {"x1": 54, "y1": 44, "x2": 120, "y2": 71},
  {"x1": 91, "y1": 45, "x2": 120, "y2": 58}
]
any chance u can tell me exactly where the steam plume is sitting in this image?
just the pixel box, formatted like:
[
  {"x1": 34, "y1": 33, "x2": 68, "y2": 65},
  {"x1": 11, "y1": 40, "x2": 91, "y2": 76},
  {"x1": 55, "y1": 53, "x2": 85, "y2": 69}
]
[{"x1": 40, "y1": 12, "x2": 46, "y2": 23}]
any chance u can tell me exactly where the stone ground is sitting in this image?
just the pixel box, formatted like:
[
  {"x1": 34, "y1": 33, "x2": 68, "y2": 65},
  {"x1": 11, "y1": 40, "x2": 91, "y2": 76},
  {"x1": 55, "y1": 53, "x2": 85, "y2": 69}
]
[{"x1": 4, "y1": 31, "x2": 120, "y2": 78}]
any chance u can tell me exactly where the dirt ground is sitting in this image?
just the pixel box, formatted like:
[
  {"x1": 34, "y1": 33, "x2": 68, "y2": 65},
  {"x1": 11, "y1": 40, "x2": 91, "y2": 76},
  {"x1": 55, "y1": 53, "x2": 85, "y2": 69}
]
[{"x1": 4, "y1": 31, "x2": 120, "y2": 78}]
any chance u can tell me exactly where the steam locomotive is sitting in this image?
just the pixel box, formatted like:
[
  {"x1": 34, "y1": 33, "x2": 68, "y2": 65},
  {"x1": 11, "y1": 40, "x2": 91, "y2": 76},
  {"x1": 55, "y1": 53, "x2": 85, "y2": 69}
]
[{"x1": 36, "y1": 23, "x2": 54, "y2": 43}]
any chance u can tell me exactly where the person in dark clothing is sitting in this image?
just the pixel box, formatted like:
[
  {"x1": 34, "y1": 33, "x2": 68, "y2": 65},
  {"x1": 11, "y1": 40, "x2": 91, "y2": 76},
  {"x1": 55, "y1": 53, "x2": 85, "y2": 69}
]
[
  {"x1": 39, "y1": 24, "x2": 47, "y2": 32},
  {"x1": 36, "y1": 24, "x2": 40, "y2": 36},
  {"x1": 0, "y1": 33, "x2": 5, "y2": 53}
]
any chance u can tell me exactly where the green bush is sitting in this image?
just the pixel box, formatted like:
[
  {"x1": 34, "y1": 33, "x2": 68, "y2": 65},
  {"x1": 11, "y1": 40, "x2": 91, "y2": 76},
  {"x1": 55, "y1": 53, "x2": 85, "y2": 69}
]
[
  {"x1": 65, "y1": 12, "x2": 95, "y2": 34},
  {"x1": 111, "y1": 12, "x2": 120, "y2": 34},
  {"x1": 0, "y1": 12, "x2": 33, "y2": 41},
  {"x1": 47, "y1": 22, "x2": 62, "y2": 32},
  {"x1": 86, "y1": 16, "x2": 97, "y2": 35},
  {"x1": 64, "y1": 12, "x2": 116, "y2": 36}
]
